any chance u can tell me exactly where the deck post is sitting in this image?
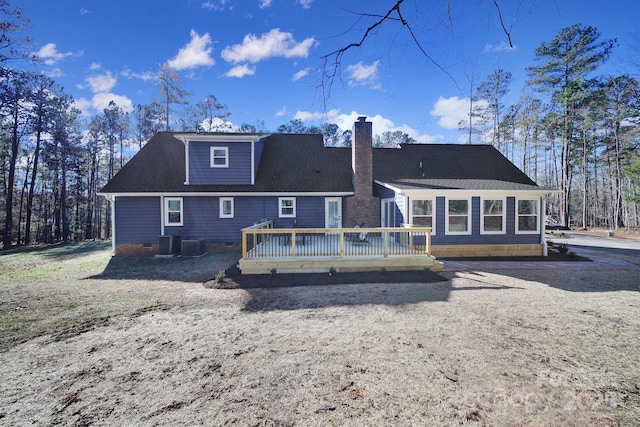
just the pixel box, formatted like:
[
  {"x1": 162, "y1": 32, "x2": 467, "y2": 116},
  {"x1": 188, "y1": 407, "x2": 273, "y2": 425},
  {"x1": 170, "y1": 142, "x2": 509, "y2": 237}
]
[
  {"x1": 383, "y1": 230, "x2": 389, "y2": 257},
  {"x1": 291, "y1": 230, "x2": 296, "y2": 259},
  {"x1": 339, "y1": 229, "x2": 345, "y2": 258},
  {"x1": 241, "y1": 229, "x2": 248, "y2": 259}
]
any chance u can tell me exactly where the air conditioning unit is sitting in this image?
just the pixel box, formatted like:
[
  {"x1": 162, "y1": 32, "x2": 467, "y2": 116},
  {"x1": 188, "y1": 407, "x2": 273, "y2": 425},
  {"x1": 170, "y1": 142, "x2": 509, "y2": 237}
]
[
  {"x1": 158, "y1": 235, "x2": 181, "y2": 255},
  {"x1": 181, "y1": 239, "x2": 206, "y2": 257}
]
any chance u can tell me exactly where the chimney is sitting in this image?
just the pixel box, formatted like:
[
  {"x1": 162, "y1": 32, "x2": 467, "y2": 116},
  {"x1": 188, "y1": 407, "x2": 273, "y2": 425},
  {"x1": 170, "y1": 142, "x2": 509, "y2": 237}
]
[
  {"x1": 352, "y1": 116, "x2": 373, "y2": 198},
  {"x1": 345, "y1": 116, "x2": 380, "y2": 227}
]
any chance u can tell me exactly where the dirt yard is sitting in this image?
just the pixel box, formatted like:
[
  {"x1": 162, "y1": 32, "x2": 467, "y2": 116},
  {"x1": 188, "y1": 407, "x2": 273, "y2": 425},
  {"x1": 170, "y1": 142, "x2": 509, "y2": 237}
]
[{"x1": 0, "y1": 242, "x2": 639, "y2": 426}]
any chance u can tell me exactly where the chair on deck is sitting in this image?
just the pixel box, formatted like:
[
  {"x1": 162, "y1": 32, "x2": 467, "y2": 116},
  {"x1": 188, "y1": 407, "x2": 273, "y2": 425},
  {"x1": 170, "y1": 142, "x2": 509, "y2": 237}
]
[{"x1": 349, "y1": 222, "x2": 371, "y2": 245}]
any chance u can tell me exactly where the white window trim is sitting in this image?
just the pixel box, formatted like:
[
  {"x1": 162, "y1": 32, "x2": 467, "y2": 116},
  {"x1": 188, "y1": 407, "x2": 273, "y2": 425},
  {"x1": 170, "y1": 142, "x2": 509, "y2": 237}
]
[
  {"x1": 516, "y1": 198, "x2": 540, "y2": 234},
  {"x1": 409, "y1": 198, "x2": 435, "y2": 235},
  {"x1": 278, "y1": 197, "x2": 296, "y2": 218},
  {"x1": 210, "y1": 146, "x2": 229, "y2": 168},
  {"x1": 219, "y1": 197, "x2": 234, "y2": 219},
  {"x1": 445, "y1": 197, "x2": 472, "y2": 235},
  {"x1": 480, "y1": 197, "x2": 506, "y2": 235},
  {"x1": 164, "y1": 197, "x2": 183, "y2": 226}
]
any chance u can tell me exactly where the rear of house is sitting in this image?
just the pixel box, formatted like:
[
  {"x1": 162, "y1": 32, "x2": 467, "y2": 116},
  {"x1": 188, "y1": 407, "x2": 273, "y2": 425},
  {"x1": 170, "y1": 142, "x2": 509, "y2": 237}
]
[{"x1": 100, "y1": 117, "x2": 554, "y2": 258}]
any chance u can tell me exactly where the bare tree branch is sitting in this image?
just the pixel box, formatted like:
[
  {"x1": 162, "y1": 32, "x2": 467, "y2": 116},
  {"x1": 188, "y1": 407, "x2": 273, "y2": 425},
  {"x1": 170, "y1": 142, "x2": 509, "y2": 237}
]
[
  {"x1": 493, "y1": 0, "x2": 514, "y2": 48},
  {"x1": 319, "y1": 1, "x2": 536, "y2": 104}
]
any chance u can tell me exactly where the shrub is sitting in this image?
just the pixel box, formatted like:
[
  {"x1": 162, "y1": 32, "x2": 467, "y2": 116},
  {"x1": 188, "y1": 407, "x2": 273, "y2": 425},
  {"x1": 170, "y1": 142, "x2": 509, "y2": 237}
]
[{"x1": 215, "y1": 270, "x2": 226, "y2": 283}]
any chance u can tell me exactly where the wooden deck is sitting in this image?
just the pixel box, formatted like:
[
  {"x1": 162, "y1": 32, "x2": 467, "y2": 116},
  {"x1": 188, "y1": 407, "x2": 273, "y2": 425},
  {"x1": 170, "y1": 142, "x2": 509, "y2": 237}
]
[{"x1": 238, "y1": 222, "x2": 441, "y2": 274}]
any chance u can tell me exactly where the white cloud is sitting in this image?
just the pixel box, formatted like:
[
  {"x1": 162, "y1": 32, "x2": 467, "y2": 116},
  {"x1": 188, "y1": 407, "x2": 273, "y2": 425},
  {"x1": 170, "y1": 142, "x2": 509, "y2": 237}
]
[
  {"x1": 430, "y1": 96, "x2": 488, "y2": 130},
  {"x1": 483, "y1": 40, "x2": 517, "y2": 53},
  {"x1": 202, "y1": 0, "x2": 231, "y2": 11},
  {"x1": 346, "y1": 60, "x2": 380, "y2": 87},
  {"x1": 221, "y1": 28, "x2": 315, "y2": 64},
  {"x1": 292, "y1": 68, "x2": 309, "y2": 81},
  {"x1": 121, "y1": 68, "x2": 154, "y2": 81},
  {"x1": 34, "y1": 43, "x2": 81, "y2": 65},
  {"x1": 91, "y1": 93, "x2": 134, "y2": 113},
  {"x1": 293, "y1": 110, "x2": 326, "y2": 121},
  {"x1": 297, "y1": 0, "x2": 313, "y2": 8},
  {"x1": 89, "y1": 62, "x2": 101, "y2": 70},
  {"x1": 167, "y1": 29, "x2": 215, "y2": 70},
  {"x1": 224, "y1": 64, "x2": 256, "y2": 78},
  {"x1": 79, "y1": 8, "x2": 92, "y2": 15},
  {"x1": 44, "y1": 68, "x2": 64, "y2": 78},
  {"x1": 85, "y1": 72, "x2": 117, "y2": 93},
  {"x1": 276, "y1": 106, "x2": 287, "y2": 117},
  {"x1": 259, "y1": 0, "x2": 272, "y2": 8}
]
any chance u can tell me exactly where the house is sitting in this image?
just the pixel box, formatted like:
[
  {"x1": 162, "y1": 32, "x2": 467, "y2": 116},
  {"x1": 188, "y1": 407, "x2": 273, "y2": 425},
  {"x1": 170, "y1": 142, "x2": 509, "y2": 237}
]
[{"x1": 100, "y1": 117, "x2": 553, "y2": 258}]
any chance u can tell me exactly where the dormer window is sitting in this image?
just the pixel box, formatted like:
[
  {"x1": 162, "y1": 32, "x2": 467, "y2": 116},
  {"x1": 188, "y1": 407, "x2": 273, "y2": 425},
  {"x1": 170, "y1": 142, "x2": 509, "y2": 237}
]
[{"x1": 210, "y1": 147, "x2": 229, "y2": 168}]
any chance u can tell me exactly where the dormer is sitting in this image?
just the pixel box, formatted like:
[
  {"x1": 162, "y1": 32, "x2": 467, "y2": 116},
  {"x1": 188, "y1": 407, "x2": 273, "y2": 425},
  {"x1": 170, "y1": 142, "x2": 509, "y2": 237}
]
[{"x1": 175, "y1": 134, "x2": 269, "y2": 185}]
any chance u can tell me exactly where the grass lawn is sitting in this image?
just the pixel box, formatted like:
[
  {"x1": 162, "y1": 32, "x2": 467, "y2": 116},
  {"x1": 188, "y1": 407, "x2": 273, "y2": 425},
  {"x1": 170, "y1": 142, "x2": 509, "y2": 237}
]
[{"x1": 0, "y1": 241, "x2": 638, "y2": 426}]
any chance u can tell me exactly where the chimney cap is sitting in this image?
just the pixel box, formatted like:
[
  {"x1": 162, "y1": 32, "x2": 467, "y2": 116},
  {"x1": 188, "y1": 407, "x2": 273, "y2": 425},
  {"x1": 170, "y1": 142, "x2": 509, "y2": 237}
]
[{"x1": 357, "y1": 116, "x2": 367, "y2": 122}]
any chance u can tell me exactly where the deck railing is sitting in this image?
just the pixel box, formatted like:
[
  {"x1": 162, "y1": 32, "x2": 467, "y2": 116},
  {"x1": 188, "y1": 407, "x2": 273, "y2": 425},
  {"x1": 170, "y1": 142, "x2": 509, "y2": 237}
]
[{"x1": 241, "y1": 224, "x2": 432, "y2": 260}]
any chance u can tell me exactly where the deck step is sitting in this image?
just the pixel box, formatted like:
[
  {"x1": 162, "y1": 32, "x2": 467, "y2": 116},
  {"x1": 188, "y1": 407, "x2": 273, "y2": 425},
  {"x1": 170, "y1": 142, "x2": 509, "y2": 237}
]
[{"x1": 239, "y1": 256, "x2": 440, "y2": 275}]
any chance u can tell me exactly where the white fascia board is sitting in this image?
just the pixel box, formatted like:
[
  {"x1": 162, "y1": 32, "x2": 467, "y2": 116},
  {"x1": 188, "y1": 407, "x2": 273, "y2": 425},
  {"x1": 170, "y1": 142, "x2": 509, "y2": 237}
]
[
  {"x1": 403, "y1": 189, "x2": 555, "y2": 198},
  {"x1": 374, "y1": 181, "x2": 557, "y2": 199},
  {"x1": 98, "y1": 191, "x2": 354, "y2": 197},
  {"x1": 174, "y1": 133, "x2": 270, "y2": 143}
]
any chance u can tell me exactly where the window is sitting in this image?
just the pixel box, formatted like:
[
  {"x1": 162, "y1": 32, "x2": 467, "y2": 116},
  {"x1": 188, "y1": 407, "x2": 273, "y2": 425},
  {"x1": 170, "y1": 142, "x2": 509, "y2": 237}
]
[
  {"x1": 517, "y1": 199, "x2": 539, "y2": 233},
  {"x1": 446, "y1": 198, "x2": 470, "y2": 234},
  {"x1": 278, "y1": 197, "x2": 296, "y2": 218},
  {"x1": 210, "y1": 146, "x2": 228, "y2": 168},
  {"x1": 411, "y1": 199, "x2": 434, "y2": 229},
  {"x1": 165, "y1": 197, "x2": 183, "y2": 226},
  {"x1": 481, "y1": 198, "x2": 505, "y2": 234},
  {"x1": 220, "y1": 197, "x2": 234, "y2": 218}
]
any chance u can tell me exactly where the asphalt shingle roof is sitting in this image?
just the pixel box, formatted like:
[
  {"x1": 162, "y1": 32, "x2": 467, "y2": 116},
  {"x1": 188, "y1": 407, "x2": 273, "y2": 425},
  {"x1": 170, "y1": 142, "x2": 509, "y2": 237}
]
[
  {"x1": 100, "y1": 132, "x2": 354, "y2": 194},
  {"x1": 371, "y1": 144, "x2": 548, "y2": 191},
  {"x1": 100, "y1": 133, "x2": 547, "y2": 194}
]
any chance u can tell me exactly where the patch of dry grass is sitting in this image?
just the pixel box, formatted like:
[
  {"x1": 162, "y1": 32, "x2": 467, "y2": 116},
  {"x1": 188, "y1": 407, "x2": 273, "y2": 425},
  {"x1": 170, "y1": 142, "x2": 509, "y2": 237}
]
[{"x1": 0, "y1": 242, "x2": 638, "y2": 426}]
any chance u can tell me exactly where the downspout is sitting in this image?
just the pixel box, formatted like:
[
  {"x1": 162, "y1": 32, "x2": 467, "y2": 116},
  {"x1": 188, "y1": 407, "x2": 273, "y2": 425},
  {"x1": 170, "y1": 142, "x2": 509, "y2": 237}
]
[
  {"x1": 184, "y1": 140, "x2": 190, "y2": 185},
  {"x1": 541, "y1": 197, "x2": 547, "y2": 256},
  {"x1": 109, "y1": 195, "x2": 116, "y2": 255},
  {"x1": 160, "y1": 196, "x2": 165, "y2": 236},
  {"x1": 251, "y1": 140, "x2": 255, "y2": 185}
]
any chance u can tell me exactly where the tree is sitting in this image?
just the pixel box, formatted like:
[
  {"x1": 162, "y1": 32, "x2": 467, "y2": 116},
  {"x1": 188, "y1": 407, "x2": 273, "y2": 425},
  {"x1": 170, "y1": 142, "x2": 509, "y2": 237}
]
[
  {"x1": 153, "y1": 64, "x2": 191, "y2": 131},
  {"x1": 277, "y1": 119, "x2": 307, "y2": 134},
  {"x1": 238, "y1": 119, "x2": 268, "y2": 133},
  {"x1": 477, "y1": 69, "x2": 512, "y2": 149},
  {"x1": 134, "y1": 101, "x2": 163, "y2": 149},
  {"x1": 1, "y1": 68, "x2": 32, "y2": 249},
  {"x1": 374, "y1": 130, "x2": 416, "y2": 148},
  {"x1": 598, "y1": 75, "x2": 640, "y2": 228},
  {"x1": 24, "y1": 74, "x2": 55, "y2": 245},
  {"x1": 527, "y1": 24, "x2": 616, "y2": 226},
  {"x1": 195, "y1": 94, "x2": 230, "y2": 132},
  {"x1": 0, "y1": 0, "x2": 34, "y2": 64}
]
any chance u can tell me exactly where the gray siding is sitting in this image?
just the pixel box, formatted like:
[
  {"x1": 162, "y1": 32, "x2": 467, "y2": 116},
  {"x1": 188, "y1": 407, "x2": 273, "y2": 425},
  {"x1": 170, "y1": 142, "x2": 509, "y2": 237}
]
[
  {"x1": 115, "y1": 196, "x2": 161, "y2": 244},
  {"x1": 189, "y1": 141, "x2": 252, "y2": 185}
]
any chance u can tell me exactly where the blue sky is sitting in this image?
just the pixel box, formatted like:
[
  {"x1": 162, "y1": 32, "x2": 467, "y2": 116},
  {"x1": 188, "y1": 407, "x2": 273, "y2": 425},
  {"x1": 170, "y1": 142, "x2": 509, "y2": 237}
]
[{"x1": 17, "y1": 0, "x2": 640, "y2": 143}]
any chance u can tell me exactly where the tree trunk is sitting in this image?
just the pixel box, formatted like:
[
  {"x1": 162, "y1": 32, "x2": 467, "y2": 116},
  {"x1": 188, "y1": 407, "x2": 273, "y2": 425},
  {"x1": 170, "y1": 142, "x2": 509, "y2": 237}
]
[
  {"x1": 2, "y1": 101, "x2": 20, "y2": 250},
  {"x1": 25, "y1": 126, "x2": 43, "y2": 245}
]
